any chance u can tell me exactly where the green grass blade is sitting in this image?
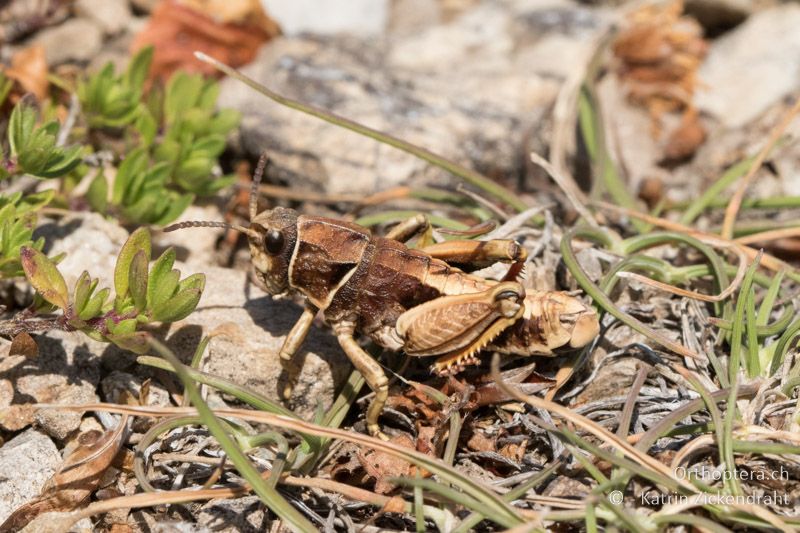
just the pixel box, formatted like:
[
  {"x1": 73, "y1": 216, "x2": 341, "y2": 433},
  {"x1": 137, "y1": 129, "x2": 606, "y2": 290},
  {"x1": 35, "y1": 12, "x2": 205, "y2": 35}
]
[{"x1": 147, "y1": 339, "x2": 317, "y2": 533}]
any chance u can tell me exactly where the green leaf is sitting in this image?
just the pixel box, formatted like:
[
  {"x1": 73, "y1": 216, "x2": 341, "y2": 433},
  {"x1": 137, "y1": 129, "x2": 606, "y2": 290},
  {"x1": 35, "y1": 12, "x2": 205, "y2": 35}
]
[
  {"x1": 8, "y1": 103, "x2": 36, "y2": 157},
  {"x1": 114, "y1": 227, "x2": 151, "y2": 297},
  {"x1": 87, "y1": 171, "x2": 108, "y2": 213},
  {"x1": 180, "y1": 107, "x2": 212, "y2": 135},
  {"x1": 124, "y1": 46, "x2": 153, "y2": 93},
  {"x1": 165, "y1": 72, "x2": 204, "y2": 124},
  {"x1": 121, "y1": 193, "x2": 159, "y2": 224},
  {"x1": 17, "y1": 128, "x2": 55, "y2": 175},
  {"x1": 191, "y1": 135, "x2": 226, "y2": 158},
  {"x1": 197, "y1": 80, "x2": 220, "y2": 110},
  {"x1": 135, "y1": 106, "x2": 158, "y2": 147},
  {"x1": 107, "y1": 317, "x2": 138, "y2": 335},
  {"x1": 129, "y1": 249, "x2": 149, "y2": 311},
  {"x1": 107, "y1": 331, "x2": 150, "y2": 353},
  {"x1": 207, "y1": 108, "x2": 241, "y2": 135},
  {"x1": 178, "y1": 272, "x2": 205, "y2": 292},
  {"x1": 8, "y1": 104, "x2": 82, "y2": 179},
  {"x1": 112, "y1": 148, "x2": 148, "y2": 204},
  {"x1": 153, "y1": 192, "x2": 194, "y2": 225},
  {"x1": 20, "y1": 246, "x2": 69, "y2": 310},
  {"x1": 73, "y1": 271, "x2": 93, "y2": 314},
  {"x1": 147, "y1": 248, "x2": 176, "y2": 305},
  {"x1": 152, "y1": 287, "x2": 202, "y2": 322},
  {"x1": 15, "y1": 190, "x2": 54, "y2": 215},
  {"x1": 78, "y1": 287, "x2": 109, "y2": 321},
  {"x1": 150, "y1": 269, "x2": 180, "y2": 311}
]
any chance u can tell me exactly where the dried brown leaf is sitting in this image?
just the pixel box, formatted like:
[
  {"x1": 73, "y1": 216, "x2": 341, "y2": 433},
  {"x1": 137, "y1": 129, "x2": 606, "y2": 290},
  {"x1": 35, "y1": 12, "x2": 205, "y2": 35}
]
[
  {"x1": 358, "y1": 434, "x2": 415, "y2": 495},
  {"x1": 498, "y1": 439, "x2": 527, "y2": 464},
  {"x1": 663, "y1": 109, "x2": 707, "y2": 161},
  {"x1": 1, "y1": 418, "x2": 128, "y2": 530},
  {"x1": 131, "y1": 0, "x2": 280, "y2": 82},
  {"x1": 3, "y1": 44, "x2": 48, "y2": 101},
  {"x1": 613, "y1": 0, "x2": 708, "y2": 153},
  {"x1": 9, "y1": 332, "x2": 38, "y2": 359},
  {"x1": 415, "y1": 425, "x2": 437, "y2": 457}
]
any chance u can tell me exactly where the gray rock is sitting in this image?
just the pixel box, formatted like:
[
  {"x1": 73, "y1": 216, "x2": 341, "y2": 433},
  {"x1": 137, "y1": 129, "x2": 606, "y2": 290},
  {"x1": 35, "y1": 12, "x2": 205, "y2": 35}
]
[
  {"x1": 154, "y1": 205, "x2": 226, "y2": 268},
  {"x1": 696, "y1": 5, "x2": 800, "y2": 128},
  {"x1": 218, "y1": 2, "x2": 605, "y2": 196},
  {"x1": 30, "y1": 17, "x2": 103, "y2": 65},
  {"x1": 75, "y1": 0, "x2": 132, "y2": 35},
  {"x1": 1, "y1": 331, "x2": 103, "y2": 439},
  {"x1": 260, "y1": 0, "x2": 389, "y2": 36},
  {"x1": 0, "y1": 428, "x2": 61, "y2": 525},
  {"x1": 32, "y1": 379, "x2": 99, "y2": 440},
  {"x1": 168, "y1": 266, "x2": 349, "y2": 420},
  {"x1": 388, "y1": 0, "x2": 442, "y2": 36}
]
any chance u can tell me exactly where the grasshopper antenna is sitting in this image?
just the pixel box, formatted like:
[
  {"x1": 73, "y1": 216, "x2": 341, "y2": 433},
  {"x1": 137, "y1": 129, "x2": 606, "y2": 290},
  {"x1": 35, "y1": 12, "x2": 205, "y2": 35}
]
[
  {"x1": 250, "y1": 153, "x2": 268, "y2": 221},
  {"x1": 163, "y1": 220, "x2": 261, "y2": 241}
]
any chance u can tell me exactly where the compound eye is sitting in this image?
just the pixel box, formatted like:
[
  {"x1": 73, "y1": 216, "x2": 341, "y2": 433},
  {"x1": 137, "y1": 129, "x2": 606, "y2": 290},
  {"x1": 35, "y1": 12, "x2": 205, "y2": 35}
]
[{"x1": 265, "y1": 229, "x2": 284, "y2": 254}]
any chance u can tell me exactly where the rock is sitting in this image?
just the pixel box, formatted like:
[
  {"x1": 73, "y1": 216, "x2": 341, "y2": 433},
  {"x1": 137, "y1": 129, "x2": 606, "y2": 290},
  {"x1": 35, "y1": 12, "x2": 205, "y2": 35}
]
[
  {"x1": 37, "y1": 212, "x2": 129, "y2": 291},
  {"x1": 198, "y1": 496, "x2": 265, "y2": 532},
  {"x1": 260, "y1": 0, "x2": 389, "y2": 36},
  {"x1": 166, "y1": 266, "x2": 349, "y2": 420},
  {"x1": 695, "y1": 5, "x2": 800, "y2": 128},
  {"x1": 218, "y1": 2, "x2": 605, "y2": 196},
  {"x1": 75, "y1": 0, "x2": 132, "y2": 35},
  {"x1": 87, "y1": 17, "x2": 149, "y2": 73},
  {"x1": 154, "y1": 204, "x2": 226, "y2": 268},
  {"x1": 388, "y1": 0, "x2": 441, "y2": 36},
  {"x1": 0, "y1": 331, "x2": 102, "y2": 439},
  {"x1": 30, "y1": 17, "x2": 103, "y2": 65},
  {"x1": 0, "y1": 428, "x2": 61, "y2": 525},
  {"x1": 32, "y1": 379, "x2": 99, "y2": 440}
]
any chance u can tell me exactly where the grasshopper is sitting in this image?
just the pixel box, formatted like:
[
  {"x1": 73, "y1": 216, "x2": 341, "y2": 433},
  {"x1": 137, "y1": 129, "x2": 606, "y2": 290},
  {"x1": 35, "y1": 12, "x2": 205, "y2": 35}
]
[{"x1": 167, "y1": 159, "x2": 599, "y2": 439}]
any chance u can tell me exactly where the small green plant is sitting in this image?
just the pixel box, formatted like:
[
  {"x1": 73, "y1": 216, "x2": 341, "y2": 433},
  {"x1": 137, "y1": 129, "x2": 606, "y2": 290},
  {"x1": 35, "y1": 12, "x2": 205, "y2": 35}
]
[
  {"x1": 153, "y1": 72, "x2": 239, "y2": 196},
  {"x1": 72, "y1": 47, "x2": 240, "y2": 225},
  {"x1": 88, "y1": 147, "x2": 194, "y2": 225},
  {"x1": 1, "y1": 103, "x2": 82, "y2": 180},
  {"x1": 19, "y1": 227, "x2": 204, "y2": 351},
  {"x1": 0, "y1": 190, "x2": 54, "y2": 279},
  {"x1": 77, "y1": 47, "x2": 153, "y2": 129}
]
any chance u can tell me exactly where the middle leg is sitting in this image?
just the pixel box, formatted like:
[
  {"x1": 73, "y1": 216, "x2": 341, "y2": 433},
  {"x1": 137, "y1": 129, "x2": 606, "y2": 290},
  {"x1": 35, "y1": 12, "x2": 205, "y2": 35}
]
[{"x1": 333, "y1": 321, "x2": 390, "y2": 440}]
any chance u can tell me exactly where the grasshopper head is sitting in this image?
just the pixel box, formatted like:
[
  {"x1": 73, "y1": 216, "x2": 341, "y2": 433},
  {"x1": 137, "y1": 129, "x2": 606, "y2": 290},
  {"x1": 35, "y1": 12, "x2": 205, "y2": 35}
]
[
  {"x1": 247, "y1": 207, "x2": 298, "y2": 295},
  {"x1": 163, "y1": 154, "x2": 298, "y2": 296}
]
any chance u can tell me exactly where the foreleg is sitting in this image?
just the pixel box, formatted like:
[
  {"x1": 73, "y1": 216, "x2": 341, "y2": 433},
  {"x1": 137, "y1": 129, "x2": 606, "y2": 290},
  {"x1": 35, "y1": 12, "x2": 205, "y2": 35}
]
[{"x1": 278, "y1": 305, "x2": 317, "y2": 400}]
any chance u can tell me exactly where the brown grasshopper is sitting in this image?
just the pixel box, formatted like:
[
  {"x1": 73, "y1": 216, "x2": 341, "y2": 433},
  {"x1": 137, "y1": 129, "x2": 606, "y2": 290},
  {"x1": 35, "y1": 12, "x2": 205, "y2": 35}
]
[{"x1": 167, "y1": 161, "x2": 599, "y2": 439}]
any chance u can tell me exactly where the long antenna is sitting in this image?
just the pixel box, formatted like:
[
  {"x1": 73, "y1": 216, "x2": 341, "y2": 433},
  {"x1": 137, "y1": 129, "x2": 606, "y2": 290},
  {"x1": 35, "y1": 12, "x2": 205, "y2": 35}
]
[
  {"x1": 251, "y1": 153, "x2": 268, "y2": 220},
  {"x1": 163, "y1": 220, "x2": 261, "y2": 241}
]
